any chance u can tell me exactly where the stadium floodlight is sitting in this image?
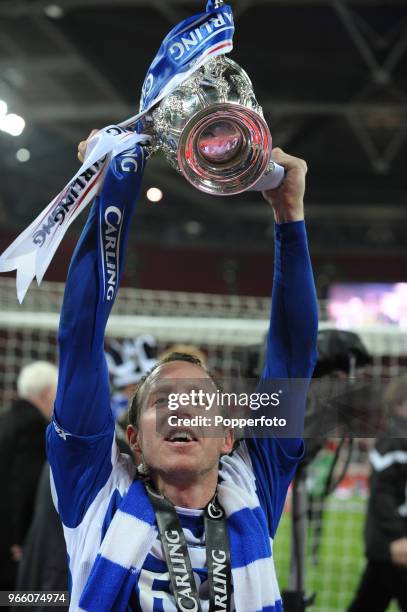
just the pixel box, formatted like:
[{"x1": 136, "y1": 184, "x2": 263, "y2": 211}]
[
  {"x1": 44, "y1": 4, "x2": 64, "y2": 19},
  {"x1": 0, "y1": 113, "x2": 25, "y2": 136},
  {"x1": 0, "y1": 100, "x2": 8, "y2": 117},
  {"x1": 146, "y1": 187, "x2": 163, "y2": 202},
  {"x1": 16, "y1": 148, "x2": 30, "y2": 162}
]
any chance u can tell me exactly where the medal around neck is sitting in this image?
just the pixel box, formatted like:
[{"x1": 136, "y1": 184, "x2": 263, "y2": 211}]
[{"x1": 140, "y1": 56, "x2": 284, "y2": 196}]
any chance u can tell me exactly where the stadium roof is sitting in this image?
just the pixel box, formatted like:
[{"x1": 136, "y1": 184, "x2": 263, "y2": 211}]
[{"x1": 0, "y1": 0, "x2": 406, "y2": 256}]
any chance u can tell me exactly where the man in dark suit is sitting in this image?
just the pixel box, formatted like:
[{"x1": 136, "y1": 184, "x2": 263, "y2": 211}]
[
  {"x1": 0, "y1": 361, "x2": 57, "y2": 591},
  {"x1": 14, "y1": 462, "x2": 68, "y2": 611},
  {"x1": 348, "y1": 374, "x2": 407, "y2": 611}
]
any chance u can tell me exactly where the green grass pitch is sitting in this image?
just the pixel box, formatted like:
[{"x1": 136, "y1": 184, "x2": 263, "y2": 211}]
[{"x1": 273, "y1": 502, "x2": 399, "y2": 611}]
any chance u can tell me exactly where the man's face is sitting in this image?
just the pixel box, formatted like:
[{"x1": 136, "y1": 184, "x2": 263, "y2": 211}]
[{"x1": 127, "y1": 361, "x2": 233, "y2": 484}]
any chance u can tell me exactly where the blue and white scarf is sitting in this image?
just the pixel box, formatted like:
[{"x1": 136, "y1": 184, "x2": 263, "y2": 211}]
[
  {"x1": 78, "y1": 448, "x2": 281, "y2": 612},
  {"x1": 0, "y1": 1, "x2": 234, "y2": 303}
]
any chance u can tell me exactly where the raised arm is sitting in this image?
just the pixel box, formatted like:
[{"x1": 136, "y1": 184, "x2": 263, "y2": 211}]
[
  {"x1": 262, "y1": 148, "x2": 318, "y2": 381},
  {"x1": 244, "y1": 149, "x2": 318, "y2": 537},
  {"x1": 54, "y1": 149, "x2": 144, "y2": 434},
  {"x1": 54, "y1": 199, "x2": 112, "y2": 435},
  {"x1": 47, "y1": 146, "x2": 145, "y2": 526}
]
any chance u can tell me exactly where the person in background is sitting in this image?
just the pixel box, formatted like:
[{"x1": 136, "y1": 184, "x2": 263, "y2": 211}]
[
  {"x1": 105, "y1": 336, "x2": 158, "y2": 455},
  {"x1": 13, "y1": 462, "x2": 68, "y2": 612},
  {"x1": 0, "y1": 361, "x2": 58, "y2": 591},
  {"x1": 348, "y1": 373, "x2": 407, "y2": 611}
]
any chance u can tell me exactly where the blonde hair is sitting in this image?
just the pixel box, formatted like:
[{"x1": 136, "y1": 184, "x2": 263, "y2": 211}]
[
  {"x1": 17, "y1": 361, "x2": 58, "y2": 400},
  {"x1": 159, "y1": 344, "x2": 207, "y2": 366}
]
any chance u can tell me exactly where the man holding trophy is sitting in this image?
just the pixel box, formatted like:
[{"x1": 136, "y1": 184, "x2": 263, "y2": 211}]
[{"x1": 0, "y1": 1, "x2": 318, "y2": 610}]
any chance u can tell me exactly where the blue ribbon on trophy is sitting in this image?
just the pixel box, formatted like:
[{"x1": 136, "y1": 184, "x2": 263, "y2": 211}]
[{"x1": 0, "y1": 0, "x2": 283, "y2": 302}]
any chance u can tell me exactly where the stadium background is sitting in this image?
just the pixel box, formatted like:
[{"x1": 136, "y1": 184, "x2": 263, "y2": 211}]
[{"x1": 0, "y1": 0, "x2": 406, "y2": 610}]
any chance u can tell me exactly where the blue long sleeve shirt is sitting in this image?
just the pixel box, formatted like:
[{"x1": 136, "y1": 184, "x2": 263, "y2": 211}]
[{"x1": 47, "y1": 184, "x2": 318, "y2": 610}]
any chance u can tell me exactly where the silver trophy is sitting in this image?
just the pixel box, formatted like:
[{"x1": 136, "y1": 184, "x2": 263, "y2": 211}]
[{"x1": 140, "y1": 55, "x2": 284, "y2": 196}]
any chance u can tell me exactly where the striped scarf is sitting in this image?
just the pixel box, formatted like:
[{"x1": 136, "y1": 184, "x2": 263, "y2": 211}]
[{"x1": 78, "y1": 446, "x2": 282, "y2": 612}]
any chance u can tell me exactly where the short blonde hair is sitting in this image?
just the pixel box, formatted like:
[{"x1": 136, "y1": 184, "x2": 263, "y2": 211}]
[
  {"x1": 17, "y1": 361, "x2": 58, "y2": 400},
  {"x1": 159, "y1": 344, "x2": 207, "y2": 366}
]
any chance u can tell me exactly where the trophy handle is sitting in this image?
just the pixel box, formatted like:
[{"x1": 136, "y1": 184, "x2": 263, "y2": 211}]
[{"x1": 248, "y1": 161, "x2": 285, "y2": 192}]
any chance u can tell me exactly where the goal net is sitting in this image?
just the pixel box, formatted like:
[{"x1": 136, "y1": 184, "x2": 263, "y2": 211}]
[{"x1": 1, "y1": 276, "x2": 406, "y2": 611}]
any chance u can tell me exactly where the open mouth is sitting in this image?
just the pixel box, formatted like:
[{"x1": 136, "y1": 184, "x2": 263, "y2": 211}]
[{"x1": 164, "y1": 429, "x2": 198, "y2": 444}]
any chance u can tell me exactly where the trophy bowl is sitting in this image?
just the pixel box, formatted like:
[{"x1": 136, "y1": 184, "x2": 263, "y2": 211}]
[{"x1": 140, "y1": 55, "x2": 273, "y2": 196}]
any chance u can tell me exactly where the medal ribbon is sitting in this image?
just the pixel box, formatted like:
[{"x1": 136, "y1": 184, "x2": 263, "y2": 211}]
[{"x1": 146, "y1": 483, "x2": 232, "y2": 612}]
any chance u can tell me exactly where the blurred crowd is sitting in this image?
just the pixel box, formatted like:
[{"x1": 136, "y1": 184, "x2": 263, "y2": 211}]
[{"x1": 0, "y1": 332, "x2": 406, "y2": 611}]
